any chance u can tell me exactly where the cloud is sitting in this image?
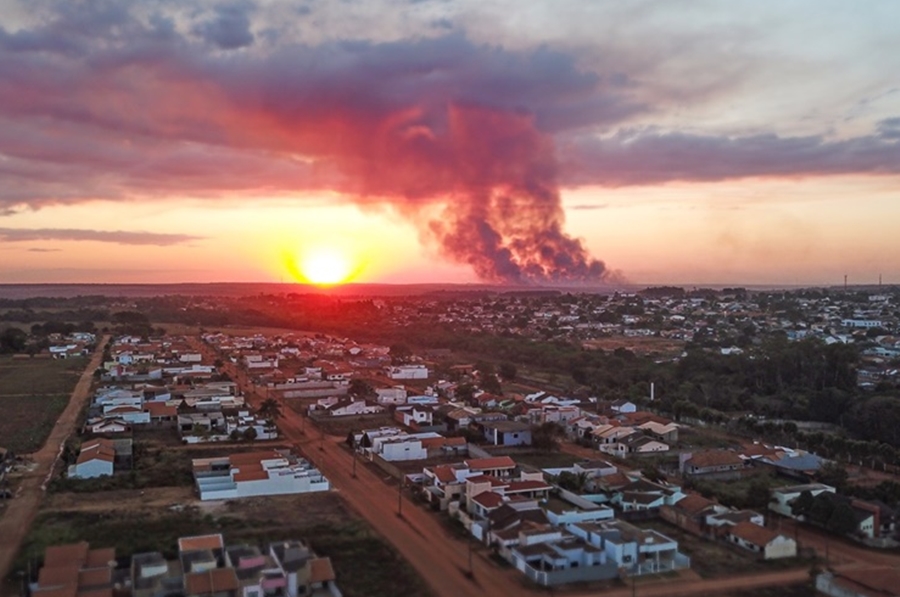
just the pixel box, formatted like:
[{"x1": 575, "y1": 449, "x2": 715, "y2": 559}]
[
  {"x1": 563, "y1": 128, "x2": 900, "y2": 186},
  {"x1": 26, "y1": 247, "x2": 62, "y2": 252},
  {"x1": 0, "y1": 1, "x2": 898, "y2": 281},
  {"x1": 192, "y1": 1, "x2": 256, "y2": 49},
  {"x1": 0, "y1": 228, "x2": 203, "y2": 246}
]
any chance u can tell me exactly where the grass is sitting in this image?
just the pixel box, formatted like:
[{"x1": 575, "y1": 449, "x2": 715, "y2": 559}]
[
  {"x1": 48, "y1": 442, "x2": 194, "y2": 493},
  {"x1": 0, "y1": 394, "x2": 70, "y2": 453},
  {"x1": 0, "y1": 356, "x2": 89, "y2": 453},
  {"x1": 15, "y1": 495, "x2": 433, "y2": 597},
  {"x1": 0, "y1": 356, "x2": 88, "y2": 396}
]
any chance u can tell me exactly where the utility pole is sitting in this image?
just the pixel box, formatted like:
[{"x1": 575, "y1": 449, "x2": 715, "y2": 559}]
[{"x1": 351, "y1": 445, "x2": 357, "y2": 478}]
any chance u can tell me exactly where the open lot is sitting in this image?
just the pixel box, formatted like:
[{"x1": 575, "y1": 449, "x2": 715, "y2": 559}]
[
  {"x1": 582, "y1": 336, "x2": 685, "y2": 357},
  {"x1": 16, "y1": 493, "x2": 432, "y2": 597},
  {"x1": 0, "y1": 356, "x2": 89, "y2": 454}
]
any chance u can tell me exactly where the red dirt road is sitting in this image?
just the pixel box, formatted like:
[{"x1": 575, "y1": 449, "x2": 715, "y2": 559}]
[{"x1": 0, "y1": 337, "x2": 107, "y2": 589}]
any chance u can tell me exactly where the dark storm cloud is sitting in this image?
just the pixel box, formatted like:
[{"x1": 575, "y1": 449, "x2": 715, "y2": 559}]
[{"x1": 0, "y1": 228, "x2": 203, "y2": 246}]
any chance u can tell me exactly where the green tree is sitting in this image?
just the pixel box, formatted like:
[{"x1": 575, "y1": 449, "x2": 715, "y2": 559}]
[
  {"x1": 498, "y1": 362, "x2": 518, "y2": 381},
  {"x1": 532, "y1": 422, "x2": 564, "y2": 452},
  {"x1": 348, "y1": 378, "x2": 375, "y2": 399},
  {"x1": 257, "y1": 398, "x2": 283, "y2": 420},
  {"x1": 791, "y1": 490, "x2": 815, "y2": 519},
  {"x1": 480, "y1": 374, "x2": 502, "y2": 395},
  {"x1": 817, "y1": 461, "x2": 849, "y2": 490},
  {"x1": 242, "y1": 427, "x2": 258, "y2": 442},
  {"x1": 826, "y1": 503, "x2": 858, "y2": 536},
  {"x1": 809, "y1": 493, "x2": 835, "y2": 526}
]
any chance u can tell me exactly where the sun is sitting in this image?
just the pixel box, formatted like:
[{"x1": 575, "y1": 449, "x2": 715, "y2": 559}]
[{"x1": 297, "y1": 247, "x2": 354, "y2": 286}]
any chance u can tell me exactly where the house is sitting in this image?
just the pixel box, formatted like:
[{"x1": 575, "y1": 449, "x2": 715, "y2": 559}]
[
  {"x1": 621, "y1": 434, "x2": 669, "y2": 455},
  {"x1": 505, "y1": 524, "x2": 618, "y2": 587},
  {"x1": 816, "y1": 566, "x2": 900, "y2": 597},
  {"x1": 769, "y1": 483, "x2": 835, "y2": 518},
  {"x1": 465, "y1": 456, "x2": 517, "y2": 478},
  {"x1": 610, "y1": 399, "x2": 637, "y2": 414},
  {"x1": 85, "y1": 418, "x2": 131, "y2": 434},
  {"x1": 394, "y1": 405, "x2": 434, "y2": 428},
  {"x1": 482, "y1": 420, "x2": 532, "y2": 446},
  {"x1": 726, "y1": 522, "x2": 797, "y2": 560},
  {"x1": 324, "y1": 398, "x2": 385, "y2": 417},
  {"x1": 661, "y1": 493, "x2": 729, "y2": 537},
  {"x1": 192, "y1": 451, "x2": 329, "y2": 500},
  {"x1": 68, "y1": 439, "x2": 116, "y2": 479},
  {"x1": 375, "y1": 386, "x2": 407, "y2": 405},
  {"x1": 387, "y1": 365, "x2": 429, "y2": 380},
  {"x1": 566, "y1": 519, "x2": 690, "y2": 576},
  {"x1": 31, "y1": 542, "x2": 116, "y2": 597},
  {"x1": 679, "y1": 450, "x2": 744, "y2": 480},
  {"x1": 637, "y1": 421, "x2": 679, "y2": 443}
]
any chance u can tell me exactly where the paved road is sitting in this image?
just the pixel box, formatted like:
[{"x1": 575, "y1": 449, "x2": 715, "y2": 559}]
[{"x1": 0, "y1": 337, "x2": 108, "y2": 588}]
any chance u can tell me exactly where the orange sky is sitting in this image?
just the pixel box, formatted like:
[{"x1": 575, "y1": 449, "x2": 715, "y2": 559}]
[{"x1": 1, "y1": 1, "x2": 898, "y2": 287}]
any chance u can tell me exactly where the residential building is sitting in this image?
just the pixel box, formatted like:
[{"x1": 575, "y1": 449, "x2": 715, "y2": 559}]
[
  {"x1": 192, "y1": 450, "x2": 329, "y2": 500},
  {"x1": 68, "y1": 438, "x2": 116, "y2": 479},
  {"x1": 726, "y1": 522, "x2": 797, "y2": 560},
  {"x1": 482, "y1": 420, "x2": 533, "y2": 446},
  {"x1": 31, "y1": 542, "x2": 116, "y2": 597}
]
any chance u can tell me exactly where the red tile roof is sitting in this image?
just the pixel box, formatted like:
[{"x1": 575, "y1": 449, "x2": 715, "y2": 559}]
[
  {"x1": 471, "y1": 491, "x2": 504, "y2": 509},
  {"x1": 184, "y1": 568, "x2": 239, "y2": 595},
  {"x1": 674, "y1": 493, "x2": 717, "y2": 516},
  {"x1": 729, "y1": 521, "x2": 781, "y2": 547},
  {"x1": 178, "y1": 534, "x2": 224, "y2": 553},
  {"x1": 308, "y1": 557, "x2": 336, "y2": 584},
  {"x1": 465, "y1": 456, "x2": 516, "y2": 471},
  {"x1": 686, "y1": 450, "x2": 743, "y2": 469}
]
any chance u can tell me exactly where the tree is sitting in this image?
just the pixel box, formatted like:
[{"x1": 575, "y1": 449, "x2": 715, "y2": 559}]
[
  {"x1": 242, "y1": 427, "x2": 258, "y2": 442},
  {"x1": 817, "y1": 461, "x2": 849, "y2": 490},
  {"x1": 499, "y1": 362, "x2": 518, "y2": 381},
  {"x1": 455, "y1": 383, "x2": 476, "y2": 403},
  {"x1": 389, "y1": 343, "x2": 413, "y2": 364},
  {"x1": 809, "y1": 493, "x2": 835, "y2": 526},
  {"x1": 532, "y1": 422, "x2": 565, "y2": 451},
  {"x1": 348, "y1": 379, "x2": 375, "y2": 399},
  {"x1": 555, "y1": 471, "x2": 588, "y2": 493},
  {"x1": 257, "y1": 398, "x2": 282, "y2": 421},
  {"x1": 791, "y1": 490, "x2": 815, "y2": 519},
  {"x1": 0, "y1": 327, "x2": 27, "y2": 353},
  {"x1": 826, "y1": 502, "x2": 858, "y2": 536},
  {"x1": 480, "y1": 374, "x2": 502, "y2": 395}
]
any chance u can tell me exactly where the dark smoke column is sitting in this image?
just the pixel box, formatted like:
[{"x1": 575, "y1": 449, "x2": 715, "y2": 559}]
[
  {"x1": 428, "y1": 105, "x2": 606, "y2": 284},
  {"x1": 346, "y1": 103, "x2": 607, "y2": 284}
]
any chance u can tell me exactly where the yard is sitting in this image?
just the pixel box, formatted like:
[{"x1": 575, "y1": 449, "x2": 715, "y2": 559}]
[
  {"x1": 15, "y1": 493, "x2": 432, "y2": 597},
  {"x1": 0, "y1": 356, "x2": 89, "y2": 453},
  {"x1": 636, "y1": 519, "x2": 809, "y2": 579}
]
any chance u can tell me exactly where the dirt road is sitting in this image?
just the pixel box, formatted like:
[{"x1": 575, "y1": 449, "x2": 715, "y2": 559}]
[{"x1": 0, "y1": 337, "x2": 108, "y2": 586}]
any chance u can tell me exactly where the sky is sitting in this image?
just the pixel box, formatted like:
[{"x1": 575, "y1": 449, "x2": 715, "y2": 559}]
[{"x1": 1, "y1": 0, "x2": 899, "y2": 287}]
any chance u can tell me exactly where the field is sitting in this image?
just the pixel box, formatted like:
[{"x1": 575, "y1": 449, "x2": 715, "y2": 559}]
[
  {"x1": 582, "y1": 335, "x2": 685, "y2": 357},
  {"x1": 17, "y1": 493, "x2": 432, "y2": 597},
  {"x1": 0, "y1": 356, "x2": 89, "y2": 453}
]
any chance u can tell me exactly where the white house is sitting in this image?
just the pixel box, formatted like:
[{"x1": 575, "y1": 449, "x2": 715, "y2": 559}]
[
  {"x1": 375, "y1": 386, "x2": 408, "y2": 405},
  {"x1": 769, "y1": 483, "x2": 835, "y2": 518},
  {"x1": 68, "y1": 439, "x2": 116, "y2": 479},
  {"x1": 193, "y1": 451, "x2": 329, "y2": 500},
  {"x1": 387, "y1": 365, "x2": 429, "y2": 380},
  {"x1": 727, "y1": 522, "x2": 797, "y2": 560}
]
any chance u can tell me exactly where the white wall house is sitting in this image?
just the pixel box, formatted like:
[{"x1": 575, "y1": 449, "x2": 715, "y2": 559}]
[
  {"x1": 68, "y1": 439, "x2": 116, "y2": 479},
  {"x1": 193, "y1": 451, "x2": 329, "y2": 501},
  {"x1": 387, "y1": 365, "x2": 429, "y2": 380}
]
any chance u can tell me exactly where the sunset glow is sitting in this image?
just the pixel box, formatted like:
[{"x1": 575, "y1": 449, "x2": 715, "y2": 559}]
[
  {"x1": 292, "y1": 247, "x2": 356, "y2": 286},
  {"x1": 0, "y1": 1, "x2": 898, "y2": 286}
]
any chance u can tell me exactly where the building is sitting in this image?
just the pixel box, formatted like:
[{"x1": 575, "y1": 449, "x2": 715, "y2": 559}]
[
  {"x1": 769, "y1": 483, "x2": 835, "y2": 518},
  {"x1": 192, "y1": 450, "x2": 329, "y2": 500},
  {"x1": 726, "y1": 522, "x2": 797, "y2": 560},
  {"x1": 68, "y1": 438, "x2": 116, "y2": 479},
  {"x1": 679, "y1": 450, "x2": 744, "y2": 480},
  {"x1": 816, "y1": 566, "x2": 900, "y2": 597},
  {"x1": 387, "y1": 365, "x2": 429, "y2": 380},
  {"x1": 482, "y1": 420, "x2": 533, "y2": 446},
  {"x1": 31, "y1": 542, "x2": 117, "y2": 597}
]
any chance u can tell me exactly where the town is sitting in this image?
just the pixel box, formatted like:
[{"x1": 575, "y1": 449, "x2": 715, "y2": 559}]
[{"x1": 2, "y1": 284, "x2": 900, "y2": 597}]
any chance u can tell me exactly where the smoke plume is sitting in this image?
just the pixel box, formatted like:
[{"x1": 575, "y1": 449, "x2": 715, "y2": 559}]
[{"x1": 339, "y1": 104, "x2": 606, "y2": 283}]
